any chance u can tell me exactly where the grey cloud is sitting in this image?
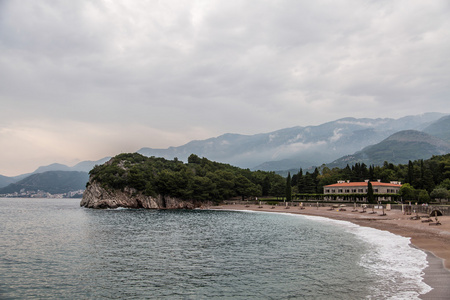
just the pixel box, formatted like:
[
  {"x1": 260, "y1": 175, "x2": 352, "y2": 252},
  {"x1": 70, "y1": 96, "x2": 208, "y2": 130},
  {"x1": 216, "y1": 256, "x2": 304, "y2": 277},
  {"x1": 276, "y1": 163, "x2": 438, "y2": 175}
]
[{"x1": 1, "y1": 0, "x2": 449, "y2": 175}]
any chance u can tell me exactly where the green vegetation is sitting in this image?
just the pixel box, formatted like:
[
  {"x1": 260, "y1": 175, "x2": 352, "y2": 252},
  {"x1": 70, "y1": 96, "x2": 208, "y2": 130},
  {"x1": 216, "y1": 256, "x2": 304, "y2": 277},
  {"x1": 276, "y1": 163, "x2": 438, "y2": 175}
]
[
  {"x1": 285, "y1": 172, "x2": 292, "y2": 202},
  {"x1": 89, "y1": 153, "x2": 285, "y2": 203},
  {"x1": 291, "y1": 153, "x2": 450, "y2": 203},
  {"x1": 90, "y1": 152, "x2": 450, "y2": 204},
  {"x1": 367, "y1": 181, "x2": 374, "y2": 204}
]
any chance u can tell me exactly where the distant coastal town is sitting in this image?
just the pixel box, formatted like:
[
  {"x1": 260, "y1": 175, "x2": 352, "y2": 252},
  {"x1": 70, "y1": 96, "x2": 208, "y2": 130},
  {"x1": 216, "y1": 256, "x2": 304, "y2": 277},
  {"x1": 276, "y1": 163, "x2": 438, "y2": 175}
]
[{"x1": 0, "y1": 189, "x2": 84, "y2": 199}]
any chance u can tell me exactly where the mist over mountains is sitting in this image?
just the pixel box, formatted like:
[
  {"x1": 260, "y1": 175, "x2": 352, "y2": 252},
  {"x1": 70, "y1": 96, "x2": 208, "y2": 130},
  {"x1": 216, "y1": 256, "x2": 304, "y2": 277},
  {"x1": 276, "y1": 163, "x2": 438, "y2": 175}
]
[
  {"x1": 138, "y1": 112, "x2": 449, "y2": 171},
  {"x1": 1, "y1": 112, "x2": 449, "y2": 194}
]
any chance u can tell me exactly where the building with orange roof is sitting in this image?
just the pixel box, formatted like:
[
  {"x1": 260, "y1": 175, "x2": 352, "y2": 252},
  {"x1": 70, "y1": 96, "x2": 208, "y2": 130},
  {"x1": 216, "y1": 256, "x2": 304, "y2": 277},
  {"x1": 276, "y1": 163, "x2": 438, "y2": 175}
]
[{"x1": 323, "y1": 180, "x2": 402, "y2": 201}]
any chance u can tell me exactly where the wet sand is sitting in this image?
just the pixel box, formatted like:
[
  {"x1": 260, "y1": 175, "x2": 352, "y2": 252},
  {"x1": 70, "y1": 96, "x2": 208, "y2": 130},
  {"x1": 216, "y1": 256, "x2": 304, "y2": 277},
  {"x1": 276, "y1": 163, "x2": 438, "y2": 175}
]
[{"x1": 214, "y1": 204, "x2": 450, "y2": 299}]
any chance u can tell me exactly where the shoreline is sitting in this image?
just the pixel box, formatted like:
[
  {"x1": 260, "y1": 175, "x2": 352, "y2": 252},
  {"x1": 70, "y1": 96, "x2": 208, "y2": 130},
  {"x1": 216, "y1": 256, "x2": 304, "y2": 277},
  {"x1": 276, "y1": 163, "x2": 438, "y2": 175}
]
[{"x1": 214, "y1": 204, "x2": 450, "y2": 299}]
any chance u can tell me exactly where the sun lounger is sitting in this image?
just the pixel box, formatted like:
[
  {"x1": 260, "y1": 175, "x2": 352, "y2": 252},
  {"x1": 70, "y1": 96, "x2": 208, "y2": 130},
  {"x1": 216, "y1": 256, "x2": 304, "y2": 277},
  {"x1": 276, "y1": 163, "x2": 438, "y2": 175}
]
[{"x1": 429, "y1": 221, "x2": 441, "y2": 226}]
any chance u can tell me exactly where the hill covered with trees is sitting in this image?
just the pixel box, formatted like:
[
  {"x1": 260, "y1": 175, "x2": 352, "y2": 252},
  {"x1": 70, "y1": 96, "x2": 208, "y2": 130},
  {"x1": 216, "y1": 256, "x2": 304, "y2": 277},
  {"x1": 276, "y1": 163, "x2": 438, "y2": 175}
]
[
  {"x1": 84, "y1": 152, "x2": 450, "y2": 206},
  {"x1": 87, "y1": 153, "x2": 286, "y2": 203}
]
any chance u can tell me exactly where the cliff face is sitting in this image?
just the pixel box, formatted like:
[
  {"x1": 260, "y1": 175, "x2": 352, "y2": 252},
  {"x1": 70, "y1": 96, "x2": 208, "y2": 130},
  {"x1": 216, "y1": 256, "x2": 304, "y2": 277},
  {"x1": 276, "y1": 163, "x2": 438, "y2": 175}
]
[{"x1": 80, "y1": 181, "x2": 207, "y2": 209}]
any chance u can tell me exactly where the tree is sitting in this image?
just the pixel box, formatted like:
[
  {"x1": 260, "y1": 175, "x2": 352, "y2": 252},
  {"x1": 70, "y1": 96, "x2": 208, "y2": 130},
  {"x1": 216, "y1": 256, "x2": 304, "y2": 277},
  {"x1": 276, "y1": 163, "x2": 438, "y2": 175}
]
[
  {"x1": 430, "y1": 188, "x2": 449, "y2": 201},
  {"x1": 262, "y1": 176, "x2": 271, "y2": 196},
  {"x1": 399, "y1": 183, "x2": 416, "y2": 201},
  {"x1": 418, "y1": 190, "x2": 430, "y2": 203},
  {"x1": 286, "y1": 172, "x2": 292, "y2": 202},
  {"x1": 235, "y1": 175, "x2": 258, "y2": 201},
  {"x1": 437, "y1": 178, "x2": 450, "y2": 190},
  {"x1": 407, "y1": 160, "x2": 414, "y2": 184},
  {"x1": 187, "y1": 154, "x2": 202, "y2": 164},
  {"x1": 270, "y1": 176, "x2": 286, "y2": 199},
  {"x1": 422, "y1": 168, "x2": 435, "y2": 193},
  {"x1": 297, "y1": 169, "x2": 304, "y2": 192},
  {"x1": 302, "y1": 172, "x2": 315, "y2": 193},
  {"x1": 367, "y1": 181, "x2": 375, "y2": 204}
]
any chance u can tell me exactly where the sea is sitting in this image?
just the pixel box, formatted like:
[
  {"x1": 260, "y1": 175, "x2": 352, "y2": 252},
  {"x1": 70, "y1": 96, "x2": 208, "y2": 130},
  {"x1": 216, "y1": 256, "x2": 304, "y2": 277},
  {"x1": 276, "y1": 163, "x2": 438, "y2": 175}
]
[{"x1": 0, "y1": 198, "x2": 431, "y2": 299}]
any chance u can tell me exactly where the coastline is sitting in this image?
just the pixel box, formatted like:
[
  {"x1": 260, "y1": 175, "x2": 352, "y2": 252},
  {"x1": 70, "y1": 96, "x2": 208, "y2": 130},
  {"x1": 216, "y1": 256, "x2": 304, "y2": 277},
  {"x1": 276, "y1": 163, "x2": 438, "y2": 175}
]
[{"x1": 214, "y1": 204, "x2": 450, "y2": 299}]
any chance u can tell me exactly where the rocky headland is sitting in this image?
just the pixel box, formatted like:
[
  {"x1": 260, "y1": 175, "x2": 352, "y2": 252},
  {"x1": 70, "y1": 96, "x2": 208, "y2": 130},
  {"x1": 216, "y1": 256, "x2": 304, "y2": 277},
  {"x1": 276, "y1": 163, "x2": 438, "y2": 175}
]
[
  {"x1": 80, "y1": 181, "x2": 207, "y2": 209},
  {"x1": 78, "y1": 152, "x2": 273, "y2": 209}
]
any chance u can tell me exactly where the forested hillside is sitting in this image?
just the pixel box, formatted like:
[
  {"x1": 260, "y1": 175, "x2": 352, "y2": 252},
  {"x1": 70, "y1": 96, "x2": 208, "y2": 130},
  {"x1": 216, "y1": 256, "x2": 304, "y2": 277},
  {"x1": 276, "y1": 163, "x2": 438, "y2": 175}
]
[
  {"x1": 291, "y1": 153, "x2": 450, "y2": 202},
  {"x1": 88, "y1": 153, "x2": 286, "y2": 202}
]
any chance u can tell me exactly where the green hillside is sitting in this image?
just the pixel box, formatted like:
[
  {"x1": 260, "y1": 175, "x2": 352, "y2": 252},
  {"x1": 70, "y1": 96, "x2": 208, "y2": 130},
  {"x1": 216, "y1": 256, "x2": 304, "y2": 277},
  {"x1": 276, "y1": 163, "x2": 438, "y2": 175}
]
[
  {"x1": 423, "y1": 115, "x2": 450, "y2": 142},
  {"x1": 329, "y1": 130, "x2": 450, "y2": 168},
  {"x1": 0, "y1": 171, "x2": 89, "y2": 195},
  {"x1": 88, "y1": 153, "x2": 285, "y2": 202}
]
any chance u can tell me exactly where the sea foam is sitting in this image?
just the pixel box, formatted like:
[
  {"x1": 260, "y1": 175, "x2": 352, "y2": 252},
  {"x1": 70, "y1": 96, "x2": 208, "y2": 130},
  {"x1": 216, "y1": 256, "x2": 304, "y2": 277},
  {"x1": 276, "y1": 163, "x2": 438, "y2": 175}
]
[{"x1": 300, "y1": 215, "x2": 432, "y2": 299}]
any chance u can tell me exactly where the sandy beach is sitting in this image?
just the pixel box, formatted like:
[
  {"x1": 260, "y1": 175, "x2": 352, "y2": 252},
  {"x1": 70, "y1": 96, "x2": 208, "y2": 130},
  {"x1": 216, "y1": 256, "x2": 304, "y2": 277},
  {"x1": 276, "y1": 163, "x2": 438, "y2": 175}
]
[{"x1": 215, "y1": 203, "x2": 450, "y2": 299}]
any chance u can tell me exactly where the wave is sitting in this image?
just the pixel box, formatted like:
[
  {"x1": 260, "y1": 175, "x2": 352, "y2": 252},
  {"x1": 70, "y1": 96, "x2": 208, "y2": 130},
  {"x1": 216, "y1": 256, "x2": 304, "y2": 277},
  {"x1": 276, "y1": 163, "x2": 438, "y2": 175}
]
[{"x1": 299, "y1": 215, "x2": 432, "y2": 299}]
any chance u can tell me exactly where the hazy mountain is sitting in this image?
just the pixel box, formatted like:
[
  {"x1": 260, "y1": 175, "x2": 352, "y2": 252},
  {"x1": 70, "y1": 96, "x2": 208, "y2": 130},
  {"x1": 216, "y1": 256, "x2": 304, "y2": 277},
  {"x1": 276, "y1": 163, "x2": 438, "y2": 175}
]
[
  {"x1": 138, "y1": 113, "x2": 448, "y2": 171},
  {"x1": 1, "y1": 113, "x2": 448, "y2": 187},
  {"x1": 328, "y1": 130, "x2": 450, "y2": 168},
  {"x1": 0, "y1": 157, "x2": 110, "y2": 189},
  {"x1": 34, "y1": 163, "x2": 72, "y2": 173},
  {"x1": 0, "y1": 175, "x2": 17, "y2": 189},
  {"x1": 33, "y1": 158, "x2": 111, "y2": 174},
  {"x1": 0, "y1": 171, "x2": 89, "y2": 195},
  {"x1": 423, "y1": 115, "x2": 450, "y2": 143}
]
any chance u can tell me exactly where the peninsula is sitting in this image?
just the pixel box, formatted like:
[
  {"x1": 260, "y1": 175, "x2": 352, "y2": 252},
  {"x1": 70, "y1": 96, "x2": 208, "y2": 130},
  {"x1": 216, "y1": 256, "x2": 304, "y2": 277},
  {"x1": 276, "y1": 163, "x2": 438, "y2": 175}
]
[{"x1": 80, "y1": 152, "x2": 284, "y2": 209}]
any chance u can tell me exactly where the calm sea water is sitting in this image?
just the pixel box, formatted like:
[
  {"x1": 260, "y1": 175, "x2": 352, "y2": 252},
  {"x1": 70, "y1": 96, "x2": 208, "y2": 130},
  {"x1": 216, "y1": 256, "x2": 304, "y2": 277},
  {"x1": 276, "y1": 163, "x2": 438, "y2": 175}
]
[{"x1": 0, "y1": 198, "x2": 430, "y2": 299}]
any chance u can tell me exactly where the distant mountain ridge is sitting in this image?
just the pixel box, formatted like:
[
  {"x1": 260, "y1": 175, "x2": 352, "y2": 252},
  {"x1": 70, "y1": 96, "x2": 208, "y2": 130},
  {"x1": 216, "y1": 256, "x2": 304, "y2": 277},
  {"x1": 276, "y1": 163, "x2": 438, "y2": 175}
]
[
  {"x1": 1, "y1": 112, "x2": 449, "y2": 193},
  {"x1": 138, "y1": 113, "x2": 448, "y2": 171},
  {"x1": 328, "y1": 130, "x2": 450, "y2": 168},
  {"x1": 423, "y1": 115, "x2": 450, "y2": 143},
  {"x1": 0, "y1": 171, "x2": 89, "y2": 196},
  {"x1": 0, "y1": 157, "x2": 110, "y2": 189}
]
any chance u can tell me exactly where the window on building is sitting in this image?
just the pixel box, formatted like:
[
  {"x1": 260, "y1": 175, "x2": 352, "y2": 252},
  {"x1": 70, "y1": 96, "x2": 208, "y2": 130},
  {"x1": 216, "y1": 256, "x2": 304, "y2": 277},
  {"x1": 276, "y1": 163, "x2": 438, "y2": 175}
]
[{"x1": 338, "y1": 189, "x2": 342, "y2": 193}]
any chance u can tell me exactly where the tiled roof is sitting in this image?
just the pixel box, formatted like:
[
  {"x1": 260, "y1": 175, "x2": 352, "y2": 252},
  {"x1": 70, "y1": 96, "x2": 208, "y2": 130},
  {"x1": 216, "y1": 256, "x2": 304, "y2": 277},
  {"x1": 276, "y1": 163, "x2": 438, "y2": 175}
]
[{"x1": 324, "y1": 181, "x2": 402, "y2": 188}]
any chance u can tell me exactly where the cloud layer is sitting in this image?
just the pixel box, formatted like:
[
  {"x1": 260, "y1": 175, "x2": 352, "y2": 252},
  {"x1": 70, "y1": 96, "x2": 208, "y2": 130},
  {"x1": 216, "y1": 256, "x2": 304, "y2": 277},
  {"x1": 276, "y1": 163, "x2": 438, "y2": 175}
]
[{"x1": 1, "y1": 0, "x2": 449, "y2": 175}]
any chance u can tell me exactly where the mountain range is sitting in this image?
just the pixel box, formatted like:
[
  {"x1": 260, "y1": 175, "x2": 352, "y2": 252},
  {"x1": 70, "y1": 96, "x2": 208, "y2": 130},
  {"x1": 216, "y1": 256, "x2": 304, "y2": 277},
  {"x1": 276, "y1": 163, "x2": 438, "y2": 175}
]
[
  {"x1": 0, "y1": 157, "x2": 110, "y2": 190},
  {"x1": 0, "y1": 171, "x2": 89, "y2": 196},
  {"x1": 328, "y1": 129, "x2": 450, "y2": 168},
  {"x1": 138, "y1": 112, "x2": 449, "y2": 171},
  {"x1": 1, "y1": 112, "x2": 449, "y2": 195}
]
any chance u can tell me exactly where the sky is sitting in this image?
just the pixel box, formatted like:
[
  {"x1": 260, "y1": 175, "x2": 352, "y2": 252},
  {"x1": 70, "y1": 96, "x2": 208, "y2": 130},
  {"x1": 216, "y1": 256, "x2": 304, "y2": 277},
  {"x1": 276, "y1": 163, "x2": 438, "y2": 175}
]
[{"x1": 1, "y1": 0, "x2": 449, "y2": 176}]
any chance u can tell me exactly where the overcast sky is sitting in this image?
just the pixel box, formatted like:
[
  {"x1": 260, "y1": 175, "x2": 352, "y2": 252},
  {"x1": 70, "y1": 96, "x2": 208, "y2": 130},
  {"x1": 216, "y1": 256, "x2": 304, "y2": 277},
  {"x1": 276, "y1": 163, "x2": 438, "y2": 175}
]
[{"x1": 1, "y1": 0, "x2": 449, "y2": 176}]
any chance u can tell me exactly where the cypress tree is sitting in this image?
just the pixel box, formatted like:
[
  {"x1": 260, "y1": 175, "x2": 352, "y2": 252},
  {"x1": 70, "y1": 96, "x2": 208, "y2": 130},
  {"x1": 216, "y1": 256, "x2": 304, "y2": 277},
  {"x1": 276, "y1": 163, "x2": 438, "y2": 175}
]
[
  {"x1": 367, "y1": 181, "x2": 375, "y2": 204},
  {"x1": 297, "y1": 169, "x2": 304, "y2": 192},
  {"x1": 407, "y1": 160, "x2": 414, "y2": 184},
  {"x1": 286, "y1": 172, "x2": 292, "y2": 202}
]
